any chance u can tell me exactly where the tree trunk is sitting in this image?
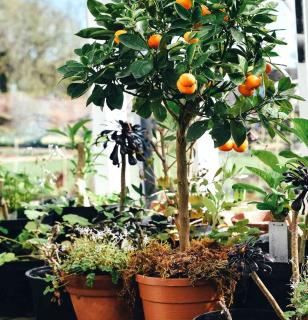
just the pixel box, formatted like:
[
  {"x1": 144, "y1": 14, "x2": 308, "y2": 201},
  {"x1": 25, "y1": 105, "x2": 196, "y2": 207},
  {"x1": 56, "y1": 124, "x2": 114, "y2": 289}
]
[
  {"x1": 251, "y1": 272, "x2": 285, "y2": 320},
  {"x1": 176, "y1": 125, "x2": 190, "y2": 251},
  {"x1": 290, "y1": 210, "x2": 300, "y2": 284},
  {"x1": 299, "y1": 213, "x2": 308, "y2": 263},
  {"x1": 75, "y1": 142, "x2": 90, "y2": 207},
  {"x1": 120, "y1": 153, "x2": 126, "y2": 213}
]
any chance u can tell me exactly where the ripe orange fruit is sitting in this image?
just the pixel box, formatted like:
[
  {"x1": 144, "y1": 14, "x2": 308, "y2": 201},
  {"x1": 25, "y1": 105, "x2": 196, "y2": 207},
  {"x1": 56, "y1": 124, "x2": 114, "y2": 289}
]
[
  {"x1": 218, "y1": 139, "x2": 233, "y2": 152},
  {"x1": 265, "y1": 63, "x2": 272, "y2": 74},
  {"x1": 176, "y1": 0, "x2": 192, "y2": 10},
  {"x1": 148, "y1": 34, "x2": 162, "y2": 49},
  {"x1": 233, "y1": 139, "x2": 248, "y2": 153},
  {"x1": 177, "y1": 73, "x2": 197, "y2": 94},
  {"x1": 184, "y1": 31, "x2": 199, "y2": 44},
  {"x1": 238, "y1": 84, "x2": 254, "y2": 97},
  {"x1": 245, "y1": 74, "x2": 262, "y2": 89},
  {"x1": 201, "y1": 5, "x2": 211, "y2": 16},
  {"x1": 114, "y1": 30, "x2": 127, "y2": 45}
]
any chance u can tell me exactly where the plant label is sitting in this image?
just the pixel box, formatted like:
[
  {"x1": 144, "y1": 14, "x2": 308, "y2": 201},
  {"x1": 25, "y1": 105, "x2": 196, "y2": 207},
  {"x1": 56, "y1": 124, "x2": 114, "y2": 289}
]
[{"x1": 269, "y1": 222, "x2": 289, "y2": 263}]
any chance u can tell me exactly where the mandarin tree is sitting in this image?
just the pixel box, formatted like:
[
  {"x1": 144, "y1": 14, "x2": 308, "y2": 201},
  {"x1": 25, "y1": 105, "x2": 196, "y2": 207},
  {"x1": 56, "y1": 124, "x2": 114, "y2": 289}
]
[{"x1": 59, "y1": 0, "x2": 300, "y2": 251}]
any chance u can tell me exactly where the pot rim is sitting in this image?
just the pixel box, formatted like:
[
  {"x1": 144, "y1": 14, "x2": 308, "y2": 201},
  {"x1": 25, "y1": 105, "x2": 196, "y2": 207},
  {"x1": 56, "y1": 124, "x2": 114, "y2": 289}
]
[
  {"x1": 25, "y1": 265, "x2": 51, "y2": 279},
  {"x1": 136, "y1": 274, "x2": 211, "y2": 287}
]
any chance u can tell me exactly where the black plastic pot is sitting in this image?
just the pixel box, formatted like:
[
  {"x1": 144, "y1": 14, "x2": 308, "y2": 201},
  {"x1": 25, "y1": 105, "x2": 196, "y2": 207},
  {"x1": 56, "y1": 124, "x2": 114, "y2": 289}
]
[
  {"x1": 233, "y1": 262, "x2": 292, "y2": 311},
  {"x1": 0, "y1": 260, "x2": 43, "y2": 317},
  {"x1": 26, "y1": 266, "x2": 76, "y2": 320},
  {"x1": 0, "y1": 218, "x2": 28, "y2": 238},
  {"x1": 194, "y1": 308, "x2": 280, "y2": 320}
]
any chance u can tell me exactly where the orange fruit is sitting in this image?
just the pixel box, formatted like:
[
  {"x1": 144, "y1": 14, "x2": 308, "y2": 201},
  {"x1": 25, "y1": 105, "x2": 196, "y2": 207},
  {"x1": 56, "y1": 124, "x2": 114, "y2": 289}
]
[
  {"x1": 201, "y1": 5, "x2": 211, "y2": 16},
  {"x1": 176, "y1": 0, "x2": 192, "y2": 10},
  {"x1": 233, "y1": 139, "x2": 248, "y2": 153},
  {"x1": 148, "y1": 34, "x2": 162, "y2": 49},
  {"x1": 184, "y1": 31, "x2": 199, "y2": 44},
  {"x1": 223, "y1": 15, "x2": 229, "y2": 22},
  {"x1": 238, "y1": 84, "x2": 254, "y2": 97},
  {"x1": 177, "y1": 73, "x2": 197, "y2": 94},
  {"x1": 265, "y1": 63, "x2": 272, "y2": 74},
  {"x1": 245, "y1": 74, "x2": 262, "y2": 89},
  {"x1": 218, "y1": 139, "x2": 233, "y2": 152},
  {"x1": 114, "y1": 30, "x2": 127, "y2": 45}
]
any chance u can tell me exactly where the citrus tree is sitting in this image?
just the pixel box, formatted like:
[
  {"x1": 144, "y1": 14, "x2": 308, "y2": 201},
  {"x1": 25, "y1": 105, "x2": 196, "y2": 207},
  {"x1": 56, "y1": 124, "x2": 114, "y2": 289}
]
[{"x1": 59, "y1": 0, "x2": 300, "y2": 251}]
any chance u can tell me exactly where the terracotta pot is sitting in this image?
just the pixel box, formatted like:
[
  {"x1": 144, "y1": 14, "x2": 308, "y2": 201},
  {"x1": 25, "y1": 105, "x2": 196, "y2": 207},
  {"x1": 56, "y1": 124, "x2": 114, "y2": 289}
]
[
  {"x1": 231, "y1": 211, "x2": 272, "y2": 233},
  {"x1": 65, "y1": 274, "x2": 131, "y2": 320},
  {"x1": 136, "y1": 275, "x2": 219, "y2": 320}
]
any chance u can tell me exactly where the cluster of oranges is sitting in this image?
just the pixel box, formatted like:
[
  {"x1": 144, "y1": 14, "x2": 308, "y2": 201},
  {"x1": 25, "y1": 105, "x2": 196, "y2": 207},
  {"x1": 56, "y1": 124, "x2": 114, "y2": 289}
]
[
  {"x1": 218, "y1": 139, "x2": 248, "y2": 153},
  {"x1": 238, "y1": 63, "x2": 272, "y2": 97}
]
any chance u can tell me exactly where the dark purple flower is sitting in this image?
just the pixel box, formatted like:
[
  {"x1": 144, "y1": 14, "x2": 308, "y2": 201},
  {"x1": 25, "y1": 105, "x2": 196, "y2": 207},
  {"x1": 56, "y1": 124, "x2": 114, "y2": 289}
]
[
  {"x1": 228, "y1": 241, "x2": 273, "y2": 277},
  {"x1": 96, "y1": 121, "x2": 148, "y2": 167}
]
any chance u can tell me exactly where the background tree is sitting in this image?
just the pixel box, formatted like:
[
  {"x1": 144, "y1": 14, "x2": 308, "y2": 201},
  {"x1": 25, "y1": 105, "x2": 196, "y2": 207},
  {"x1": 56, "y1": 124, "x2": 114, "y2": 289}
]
[
  {"x1": 60, "y1": 0, "x2": 300, "y2": 251},
  {"x1": 0, "y1": 0, "x2": 83, "y2": 96}
]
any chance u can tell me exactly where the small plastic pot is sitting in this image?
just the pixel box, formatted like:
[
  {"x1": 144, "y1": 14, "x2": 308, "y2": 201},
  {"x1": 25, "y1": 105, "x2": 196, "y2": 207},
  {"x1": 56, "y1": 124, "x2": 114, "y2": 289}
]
[{"x1": 26, "y1": 266, "x2": 76, "y2": 320}]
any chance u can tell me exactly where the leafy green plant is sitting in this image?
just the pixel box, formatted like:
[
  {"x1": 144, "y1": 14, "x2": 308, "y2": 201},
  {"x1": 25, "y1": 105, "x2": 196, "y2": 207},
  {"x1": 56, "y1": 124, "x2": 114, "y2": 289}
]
[
  {"x1": 49, "y1": 119, "x2": 98, "y2": 206},
  {"x1": 0, "y1": 166, "x2": 54, "y2": 214},
  {"x1": 60, "y1": 0, "x2": 299, "y2": 251},
  {"x1": 209, "y1": 219, "x2": 260, "y2": 245},
  {"x1": 0, "y1": 208, "x2": 52, "y2": 264},
  {"x1": 285, "y1": 262, "x2": 308, "y2": 320},
  {"x1": 232, "y1": 149, "x2": 293, "y2": 221}
]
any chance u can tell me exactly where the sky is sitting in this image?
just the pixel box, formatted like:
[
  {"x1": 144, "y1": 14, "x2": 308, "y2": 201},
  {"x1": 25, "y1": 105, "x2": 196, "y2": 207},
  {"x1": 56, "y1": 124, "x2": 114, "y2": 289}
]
[{"x1": 41, "y1": 0, "x2": 87, "y2": 27}]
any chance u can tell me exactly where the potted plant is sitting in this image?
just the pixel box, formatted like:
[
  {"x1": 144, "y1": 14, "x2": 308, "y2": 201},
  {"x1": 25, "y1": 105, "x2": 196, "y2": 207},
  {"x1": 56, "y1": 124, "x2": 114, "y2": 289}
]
[
  {"x1": 40, "y1": 225, "x2": 134, "y2": 320},
  {"x1": 60, "y1": 0, "x2": 299, "y2": 318}
]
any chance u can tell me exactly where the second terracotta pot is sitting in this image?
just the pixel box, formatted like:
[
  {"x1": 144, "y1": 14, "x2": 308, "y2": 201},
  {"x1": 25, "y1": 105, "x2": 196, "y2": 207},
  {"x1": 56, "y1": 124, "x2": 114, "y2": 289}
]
[
  {"x1": 136, "y1": 275, "x2": 219, "y2": 320},
  {"x1": 65, "y1": 274, "x2": 131, "y2": 320}
]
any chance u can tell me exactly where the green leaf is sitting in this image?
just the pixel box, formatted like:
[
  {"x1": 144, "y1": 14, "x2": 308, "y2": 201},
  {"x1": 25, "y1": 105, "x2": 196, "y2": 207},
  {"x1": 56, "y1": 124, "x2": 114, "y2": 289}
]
[
  {"x1": 276, "y1": 100, "x2": 293, "y2": 114},
  {"x1": 87, "y1": 0, "x2": 107, "y2": 17},
  {"x1": 187, "y1": 121, "x2": 209, "y2": 142},
  {"x1": 278, "y1": 77, "x2": 293, "y2": 92},
  {"x1": 174, "y1": 3, "x2": 191, "y2": 20},
  {"x1": 87, "y1": 85, "x2": 105, "y2": 106},
  {"x1": 230, "y1": 28, "x2": 244, "y2": 42},
  {"x1": 62, "y1": 214, "x2": 90, "y2": 226},
  {"x1": 230, "y1": 120, "x2": 246, "y2": 146},
  {"x1": 133, "y1": 98, "x2": 152, "y2": 119},
  {"x1": 0, "y1": 253, "x2": 17, "y2": 267},
  {"x1": 76, "y1": 28, "x2": 112, "y2": 40},
  {"x1": 105, "y1": 84, "x2": 124, "y2": 110},
  {"x1": 246, "y1": 166, "x2": 276, "y2": 188},
  {"x1": 187, "y1": 44, "x2": 197, "y2": 65},
  {"x1": 211, "y1": 121, "x2": 231, "y2": 147},
  {"x1": 252, "y1": 14, "x2": 276, "y2": 24},
  {"x1": 67, "y1": 83, "x2": 90, "y2": 99},
  {"x1": 232, "y1": 183, "x2": 267, "y2": 195},
  {"x1": 151, "y1": 102, "x2": 167, "y2": 122},
  {"x1": 252, "y1": 58, "x2": 266, "y2": 75},
  {"x1": 119, "y1": 34, "x2": 148, "y2": 51},
  {"x1": 203, "y1": 198, "x2": 217, "y2": 213},
  {"x1": 130, "y1": 59, "x2": 153, "y2": 78},
  {"x1": 24, "y1": 210, "x2": 46, "y2": 220},
  {"x1": 251, "y1": 149, "x2": 281, "y2": 173},
  {"x1": 292, "y1": 118, "x2": 308, "y2": 147},
  {"x1": 229, "y1": 72, "x2": 245, "y2": 85}
]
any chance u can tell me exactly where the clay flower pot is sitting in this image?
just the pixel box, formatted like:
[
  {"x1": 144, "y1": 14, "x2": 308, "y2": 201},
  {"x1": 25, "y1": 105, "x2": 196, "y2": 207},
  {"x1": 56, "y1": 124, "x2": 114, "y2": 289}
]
[
  {"x1": 136, "y1": 275, "x2": 219, "y2": 320},
  {"x1": 231, "y1": 211, "x2": 272, "y2": 233},
  {"x1": 65, "y1": 274, "x2": 131, "y2": 320}
]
